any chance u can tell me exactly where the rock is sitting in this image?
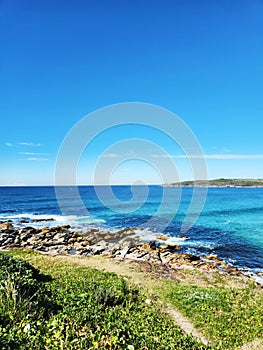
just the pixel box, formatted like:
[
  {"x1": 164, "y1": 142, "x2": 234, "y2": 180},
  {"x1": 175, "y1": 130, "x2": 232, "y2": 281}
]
[
  {"x1": 26, "y1": 236, "x2": 39, "y2": 244},
  {"x1": 219, "y1": 262, "x2": 229, "y2": 269},
  {"x1": 226, "y1": 267, "x2": 241, "y2": 275},
  {"x1": 20, "y1": 232, "x2": 32, "y2": 241},
  {"x1": 125, "y1": 251, "x2": 149, "y2": 260},
  {"x1": 20, "y1": 226, "x2": 37, "y2": 234},
  {"x1": 141, "y1": 241, "x2": 156, "y2": 252},
  {"x1": 52, "y1": 233, "x2": 68, "y2": 243},
  {"x1": 32, "y1": 218, "x2": 55, "y2": 222},
  {"x1": 84, "y1": 240, "x2": 108, "y2": 256},
  {"x1": 1, "y1": 237, "x2": 14, "y2": 246},
  {"x1": 60, "y1": 225, "x2": 71, "y2": 230},
  {"x1": 119, "y1": 243, "x2": 131, "y2": 258},
  {"x1": 204, "y1": 254, "x2": 218, "y2": 260},
  {"x1": 187, "y1": 254, "x2": 201, "y2": 262},
  {"x1": 159, "y1": 251, "x2": 173, "y2": 264},
  {"x1": 40, "y1": 227, "x2": 52, "y2": 234},
  {"x1": 86, "y1": 228, "x2": 100, "y2": 235},
  {"x1": 20, "y1": 241, "x2": 30, "y2": 247},
  {"x1": 14, "y1": 236, "x2": 21, "y2": 245},
  {"x1": 0, "y1": 222, "x2": 13, "y2": 231},
  {"x1": 42, "y1": 240, "x2": 64, "y2": 247},
  {"x1": 156, "y1": 235, "x2": 168, "y2": 241},
  {"x1": 124, "y1": 229, "x2": 136, "y2": 235},
  {"x1": 158, "y1": 243, "x2": 180, "y2": 251}
]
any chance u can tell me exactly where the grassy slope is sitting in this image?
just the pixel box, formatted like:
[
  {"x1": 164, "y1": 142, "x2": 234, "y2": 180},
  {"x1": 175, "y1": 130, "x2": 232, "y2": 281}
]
[
  {"x1": 0, "y1": 250, "x2": 209, "y2": 350},
  {"x1": 2, "y1": 250, "x2": 263, "y2": 349}
]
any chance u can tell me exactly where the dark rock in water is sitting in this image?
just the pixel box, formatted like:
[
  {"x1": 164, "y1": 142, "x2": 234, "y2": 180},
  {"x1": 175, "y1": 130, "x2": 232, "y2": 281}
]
[
  {"x1": 19, "y1": 220, "x2": 30, "y2": 224},
  {"x1": 32, "y1": 218, "x2": 55, "y2": 222}
]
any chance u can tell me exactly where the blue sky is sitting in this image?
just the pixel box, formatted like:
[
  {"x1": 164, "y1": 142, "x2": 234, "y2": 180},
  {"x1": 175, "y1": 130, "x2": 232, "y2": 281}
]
[{"x1": 1, "y1": 0, "x2": 263, "y2": 185}]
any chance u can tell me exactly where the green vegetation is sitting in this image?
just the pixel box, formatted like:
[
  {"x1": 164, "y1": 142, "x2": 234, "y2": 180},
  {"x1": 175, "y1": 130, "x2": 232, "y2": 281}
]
[
  {"x1": 160, "y1": 281, "x2": 263, "y2": 349},
  {"x1": 165, "y1": 178, "x2": 263, "y2": 187},
  {"x1": 0, "y1": 251, "x2": 209, "y2": 349},
  {"x1": 1, "y1": 249, "x2": 262, "y2": 349}
]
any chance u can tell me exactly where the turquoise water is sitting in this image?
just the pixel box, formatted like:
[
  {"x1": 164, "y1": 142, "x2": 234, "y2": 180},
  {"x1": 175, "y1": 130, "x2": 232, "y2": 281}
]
[{"x1": 0, "y1": 186, "x2": 262, "y2": 277}]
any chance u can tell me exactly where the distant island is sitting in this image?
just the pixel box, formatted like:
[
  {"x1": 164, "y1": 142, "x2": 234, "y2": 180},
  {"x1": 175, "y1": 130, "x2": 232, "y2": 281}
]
[{"x1": 164, "y1": 178, "x2": 263, "y2": 187}]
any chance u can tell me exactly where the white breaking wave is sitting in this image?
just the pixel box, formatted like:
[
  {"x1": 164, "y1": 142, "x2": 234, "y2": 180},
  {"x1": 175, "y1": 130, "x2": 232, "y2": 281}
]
[{"x1": 1, "y1": 213, "x2": 105, "y2": 226}]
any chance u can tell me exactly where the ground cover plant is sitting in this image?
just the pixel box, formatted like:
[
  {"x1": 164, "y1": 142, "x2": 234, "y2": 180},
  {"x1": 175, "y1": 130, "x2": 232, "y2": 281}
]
[
  {"x1": 162, "y1": 280, "x2": 263, "y2": 349},
  {"x1": 1, "y1": 249, "x2": 262, "y2": 349},
  {"x1": 0, "y1": 250, "x2": 210, "y2": 349}
]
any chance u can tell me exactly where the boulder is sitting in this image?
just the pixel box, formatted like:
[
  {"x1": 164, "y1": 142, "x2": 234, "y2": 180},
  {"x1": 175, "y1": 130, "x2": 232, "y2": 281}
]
[
  {"x1": 0, "y1": 222, "x2": 13, "y2": 231},
  {"x1": 159, "y1": 251, "x2": 174, "y2": 264},
  {"x1": 32, "y1": 218, "x2": 55, "y2": 222},
  {"x1": 156, "y1": 235, "x2": 168, "y2": 241},
  {"x1": 158, "y1": 243, "x2": 180, "y2": 251},
  {"x1": 119, "y1": 242, "x2": 132, "y2": 258},
  {"x1": 204, "y1": 254, "x2": 218, "y2": 260}
]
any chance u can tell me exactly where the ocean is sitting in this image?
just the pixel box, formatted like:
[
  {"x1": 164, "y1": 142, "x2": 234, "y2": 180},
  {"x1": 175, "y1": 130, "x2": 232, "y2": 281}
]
[{"x1": 0, "y1": 185, "x2": 263, "y2": 281}]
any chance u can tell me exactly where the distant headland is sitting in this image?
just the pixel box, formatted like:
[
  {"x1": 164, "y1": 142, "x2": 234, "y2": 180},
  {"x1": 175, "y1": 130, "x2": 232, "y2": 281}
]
[{"x1": 163, "y1": 178, "x2": 263, "y2": 187}]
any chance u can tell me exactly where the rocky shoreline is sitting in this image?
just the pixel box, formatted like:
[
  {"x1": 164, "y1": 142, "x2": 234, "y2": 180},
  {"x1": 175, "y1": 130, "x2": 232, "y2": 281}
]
[{"x1": 0, "y1": 220, "x2": 262, "y2": 285}]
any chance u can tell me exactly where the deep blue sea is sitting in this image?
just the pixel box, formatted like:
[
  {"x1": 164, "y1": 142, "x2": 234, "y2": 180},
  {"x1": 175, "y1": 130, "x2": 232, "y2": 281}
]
[{"x1": 0, "y1": 186, "x2": 263, "y2": 281}]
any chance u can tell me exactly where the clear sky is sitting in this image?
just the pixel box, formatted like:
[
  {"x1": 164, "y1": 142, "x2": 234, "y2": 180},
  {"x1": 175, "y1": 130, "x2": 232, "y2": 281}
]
[{"x1": 1, "y1": 0, "x2": 263, "y2": 185}]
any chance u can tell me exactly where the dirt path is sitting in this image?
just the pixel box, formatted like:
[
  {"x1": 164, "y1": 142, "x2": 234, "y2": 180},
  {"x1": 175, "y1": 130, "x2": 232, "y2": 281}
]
[
  {"x1": 239, "y1": 338, "x2": 263, "y2": 350},
  {"x1": 54, "y1": 254, "x2": 210, "y2": 345}
]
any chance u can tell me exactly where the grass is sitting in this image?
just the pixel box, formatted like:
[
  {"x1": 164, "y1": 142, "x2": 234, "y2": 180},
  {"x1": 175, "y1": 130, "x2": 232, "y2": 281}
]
[
  {"x1": 0, "y1": 250, "x2": 209, "y2": 349},
  {"x1": 1, "y1": 249, "x2": 262, "y2": 349},
  {"x1": 158, "y1": 280, "x2": 263, "y2": 349}
]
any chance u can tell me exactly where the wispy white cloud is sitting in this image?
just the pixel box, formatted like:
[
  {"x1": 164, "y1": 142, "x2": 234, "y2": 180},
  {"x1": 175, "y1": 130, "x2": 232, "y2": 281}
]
[
  {"x1": 151, "y1": 154, "x2": 263, "y2": 160},
  {"x1": 150, "y1": 154, "x2": 170, "y2": 158},
  {"x1": 27, "y1": 158, "x2": 48, "y2": 161},
  {"x1": 204, "y1": 154, "x2": 263, "y2": 159},
  {"x1": 19, "y1": 142, "x2": 43, "y2": 147},
  {"x1": 102, "y1": 153, "x2": 263, "y2": 160},
  {"x1": 103, "y1": 153, "x2": 120, "y2": 158},
  {"x1": 5, "y1": 142, "x2": 44, "y2": 148},
  {"x1": 18, "y1": 152, "x2": 47, "y2": 155}
]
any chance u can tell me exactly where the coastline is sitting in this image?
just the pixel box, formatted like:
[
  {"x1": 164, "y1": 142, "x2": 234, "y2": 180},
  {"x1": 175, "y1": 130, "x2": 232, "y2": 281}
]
[
  {"x1": 163, "y1": 184, "x2": 263, "y2": 188},
  {"x1": 163, "y1": 178, "x2": 263, "y2": 188},
  {"x1": 1, "y1": 220, "x2": 262, "y2": 286}
]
